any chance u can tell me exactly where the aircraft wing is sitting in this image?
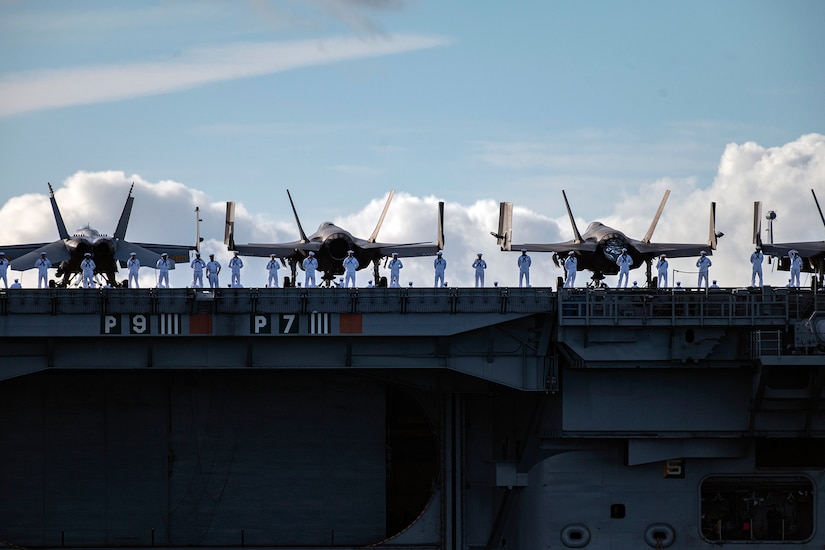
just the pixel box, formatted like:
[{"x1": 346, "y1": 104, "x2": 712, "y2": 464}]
[
  {"x1": 508, "y1": 241, "x2": 598, "y2": 254},
  {"x1": 121, "y1": 241, "x2": 194, "y2": 269},
  {"x1": 760, "y1": 242, "x2": 825, "y2": 259},
  {"x1": 634, "y1": 242, "x2": 714, "y2": 258},
  {"x1": 8, "y1": 240, "x2": 72, "y2": 271},
  {"x1": 232, "y1": 240, "x2": 323, "y2": 258},
  {"x1": 374, "y1": 242, "x2": 442, "y2": 257}
]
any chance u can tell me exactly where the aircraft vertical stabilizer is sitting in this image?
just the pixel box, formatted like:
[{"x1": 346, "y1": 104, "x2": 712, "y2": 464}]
[
  {"x1": 641, "y1": 190, "x2": 671, "y2": 244},
  {"x1": 708, "y1": 202, "x2": 718, "y2": 250},
  {"x1": 494, "y1": 202, "x2": 513, "y2": 251},
  {"x1": 368, "y1": 190, "x2": 395, "y2": 243},
  {"x1": 287, "y1": 190, "x2": 310, "y2": 243},
  {"x1": 562, "y1": 190, "x2": 585, "y2": 244},
  {"x1": 113, "y1": 183, "x2": 135, "y2": 240},
  {"x1": 48, "y1": 183, "x2": 70, "y2": 240},
  {"x1": 224, "y1": 201, "x2": 236, "y2": 249},
  {"x1": 437, "y1": 201, "x2": 445, "y2": 250},
  {"x1": 753, "y1": 201, "x2": 763, "y2": 246}
]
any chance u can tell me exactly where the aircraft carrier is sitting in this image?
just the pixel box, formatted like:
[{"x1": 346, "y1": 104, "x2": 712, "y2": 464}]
[{"x1": 1, "y1": 285, "x2": 823, "y2": 549}]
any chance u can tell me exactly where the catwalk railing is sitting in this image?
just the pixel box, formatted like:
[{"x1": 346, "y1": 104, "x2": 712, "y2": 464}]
[{"x1": 0, "y1": 286, "x2": 821, "y2": 322}]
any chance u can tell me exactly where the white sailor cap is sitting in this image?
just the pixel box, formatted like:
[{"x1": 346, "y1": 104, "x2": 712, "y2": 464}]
[
  {"x1": 392, "y1": 252, "x2": 398, "y2": 256},
  {"x1": 437, "y1": 251, "x2": 442, "y2": 255},
  {"x1": 84, "y1": 252, "x2": 91, "y2": 257},
  {"x1": 209, "y1": 254, "x2": 215, "y2": 257},
  {"x1": 195, "y1": 252, "x2": 200, "y2": 256},
  {"x1": 660, "y1": 253, "x2": 666, "y2": 258},
  {"x1": 233, "y1": 250, "x2": 239, "y2": 254},
  {"x1": 621, "y1": 247, "x2": 627, "y2": 252},
  {"x1": 41, "y1": 252, "x2": 47, "y2": 255},
  {"x1": 0, "y1": 251, "x2": 5, "y2": 256},
  {"x1": 700, "y1": 250, "x2": 707, "y2": 255},
  {"x1": 755, "y1": 246, "x2": 761, "y2": 250},
  {"x1": 130, "y1": 252, "x2": 136, "y2": 256},
  {"x1": 270, "y1": 254, "x2": 276, "y2": 258},
  {"x1": 477, "y1": 252, "x2": 483, "y2": 256},
  {"x1": 347, "y1": 250, "x2": 354, "y2": 254},
  {"x1": 568, "y1": 251, "x2": 575, "y2": 255},
  {"x1": 161, "y1": 252, "x2": 168, "y2": 256},
  {"x1": 521, "y1": 248, "x2": 527, "y2": 252},
  {"x1": 308, "y1": 251, "x2": 315, "y2": 256}
]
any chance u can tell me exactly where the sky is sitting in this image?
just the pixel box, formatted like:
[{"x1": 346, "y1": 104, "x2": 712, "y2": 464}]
[{"x1": 0, "y1": 0, "x2": 824, "y2": 289}]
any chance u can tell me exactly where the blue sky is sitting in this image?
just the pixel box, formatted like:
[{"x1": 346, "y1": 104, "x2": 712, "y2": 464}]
[{"x1": 0, "y1": 0, "x2": 824, "y2": 288}]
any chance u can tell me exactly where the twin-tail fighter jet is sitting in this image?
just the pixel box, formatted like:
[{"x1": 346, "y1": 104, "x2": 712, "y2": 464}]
[
  {"x1": 753, "y1": 189, "x2": 825, "y2": 283},
  {"x1": 225, "y1": 190, "x2": 444, "y2": 287},
  {"x1": 1, "y1": 183, "x2": 200, "y2": 287},
  {"x1": 492, "y1": 189, "x2": 720, "y2": 286}
]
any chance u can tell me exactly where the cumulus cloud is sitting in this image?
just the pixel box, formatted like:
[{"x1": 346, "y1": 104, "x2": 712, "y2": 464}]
[
  {"x1": 0, "y1": 33, "x2": 449, "y2": 117},
  {"x1": 1, "y1": 134, "x2": 823, "y2": 289}
]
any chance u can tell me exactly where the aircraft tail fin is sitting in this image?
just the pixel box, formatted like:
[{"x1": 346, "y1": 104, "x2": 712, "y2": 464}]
[
  {"x1": 562, "y1": 190, "x2": 585, "y2": 244},
  {"x1": 368, "y1": 189, "x2": 395, "y2": 243},
  {"x1": 641, "y1": 189, "x2": 671, "y2": 243},
  {"x1": 113, "y1": 183, "x2": 135, "y2": 240},
  {"x1": 812, "y1": 189, "x2": 825, "y2": 231},
  {"x1": 287, "y1": 190, "x2": 310, "y2": 242},
  {"x1": 708, "y1": 201, "x2": 719, "y2": 250},
  {"x1": 492, "y1": 202, "x2": 513, "y2": 251},
  {"x1": 195, "y1": 206, "x2": 203, "y2": 252},
  {"x1": 753, "y1": 201, "x2": 763, "y2": 246},
  {"x1": 224, "y1": 201, "x2": 236, "y2": 249},
  {"x1": 48, "y1": 182, "x2": 70, "y2": 240},
  {"x1": 437, "y1": 201, "x2": 445, "y2": 250}
]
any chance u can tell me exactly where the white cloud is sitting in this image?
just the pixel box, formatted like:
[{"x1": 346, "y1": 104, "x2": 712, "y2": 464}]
[
  {"x1": 0, "y1": 33, "x2": 450, "y2": 117},
  {"x1": 1, "y1": 133, "x2": 823, "y2": 289}
]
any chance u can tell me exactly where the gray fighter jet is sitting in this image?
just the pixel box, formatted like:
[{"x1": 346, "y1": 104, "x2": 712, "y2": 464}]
[
  {"x1": 753, "y1": 189, "x2": 825, "y2": 283},
  {"x1": 225, "y1": 190, "x2": 444, "y2": 286},
  {"x1": 1, "y1": 183, "x2": 200, "y2": 287},
  {"x1": 493, "y1": 189, "x2": 720, "y2": 286}
]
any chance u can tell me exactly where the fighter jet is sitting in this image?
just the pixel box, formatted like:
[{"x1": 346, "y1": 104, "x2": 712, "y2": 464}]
[
  {"x1": 753, "y1": 189, "x2": 825, "y2": 283},
  {"x1": 1, "y1": 183, "x2": 200, "y2": 287},
  {"x1": 224, "y1": 190, "x2": 444, "y2": 286},
  {"x1": 492, "y1": 189, "x2": 720, "y2": 286}
]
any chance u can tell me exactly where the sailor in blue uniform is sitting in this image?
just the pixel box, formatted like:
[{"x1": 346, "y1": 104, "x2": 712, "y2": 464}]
[
  {"x1": 127, "y1": 252, "x2": 140, "y2": 288},
  {"x1": 656, "y1": 254, "x2": 669, "y2": 288},
  {"x1": 616, "y1": 248, "x2": 633, "y2": 288},
  {"x1": 0, "y1": 251, "x2": 9, "y2": 288},
  {"x1": 303, "y1": 251, "x2": 318, "y2": 288},
  {"x1": 789, "y1": 250, "x2": 802, "y2": 287},
  {"x1": 190, "y1": 252, "x2": 205, "y2": 288},
  {"x1": 696, "y1": 251, "x2": 712, "y2": 289},
  {"x1": 35, "y1": 252, "x2": 52, "y2": 289},
  {"x1": 156, "y1": 253, "x2": 171, "y2": 288},
  {"x1": 206, "y1": 254, "x2": 221, "y2": 288},
  {"x1": 518, "y1": 249, "x2": 531, "y2": 288},
  {"x1": 750, "y1": 246, "x2": 764, "y2": 287},
  {"x1": 564, "y1": 251, "x2": 577, "y2": 288},
  {"x1": 81, "y1": 253, "x2": 96, "y2": 288},
  {"x1": 388, "y1": 252, "x2": 403, "y2": 288},
  {"x1": 229, "y1": 251, "x2": 243, "y2": 287},
  {"x1": 472, "y1": 253, "x2": 487, "y2": 288},
  {"x1": 266, "y1": 254, "x2": 281, "y2": 288},
  {"x1": 343, "y1": 250, "x2": 359, "y2": 288},
  {"x1": 434, "y1": 251, "x2": 446, "y2": 288}
]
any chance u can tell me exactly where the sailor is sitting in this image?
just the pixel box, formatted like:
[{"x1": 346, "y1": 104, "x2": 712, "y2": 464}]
[
  {"x1": 343, "y1": 250, "x2": 359, "y2": 288},
  {"x1": 564, "y1": 251, "x2": 577, "y2": 288},
  {"x1": 656, "y1": 254, "x2": 669, "y2": 288},
  {"x1": 81, "y1": 252, "x2": 96, "y2": 289},
  {"x1": 206, "y1": 254, "x2": 221, "y2": 288},
  {"x1": 472, "y1": 253, "x2": 487, "y2": 288},
  {"x1": 366, "y1": 280, "x2": 374, "y2": 288},
  {"x1": 433, "y1": 251, "x2": 447, "y2": 288},
  {"x1": 0, "y1": 251, "x2": 9, "y2": 288},
  {"x1": 789, "y1": 250, "x2": 803, "y2": 287},
  {"x1": 674, "y1": 281, "x2": 685, "y2": 291},
  {"x1": 190, "y1": 252, "x2": 206, "y2": 288},
  {"x1": 631, "y1": 281, "x2": 639, "y2": 289},
  {"x1": 229, "y1": 251, "x2": 244, "y2": 287},
  {"x1": 35, "y1": 252, "x2": 52, "y2": 289},
  {"x1": 616, "y1": 248, "x2": 633, "y2": 288},
  {"x1": 127, "y1": 252, "x2": 141, "y2": 288},
  {"x1": 710, "y1": 280, "x2": 720, "y2": 289},
  {"x1": 388, "y1": 252, "x2": 403, "y2": 288},
  {"x1": 750, "y1": 246, "x2": 764, "y2": 287},
  {"x1": 696, "y1": 251, "x2": 712, "y2": 289},
  {"x1": 156, "y1": 253, "x2": 171, "y2": 288},
  {"x1": 266, "y1": 254, "x2": 281, "y2": 288},
  {"x1": 517, "y1": 248, "x2": 531, "y2": 288},
  {"x1": 303, "y1": 251, "x2": 318, "y2": 288},
  {"x1": 10, "y1": 278, "x2": 22, "y2": 289}
]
